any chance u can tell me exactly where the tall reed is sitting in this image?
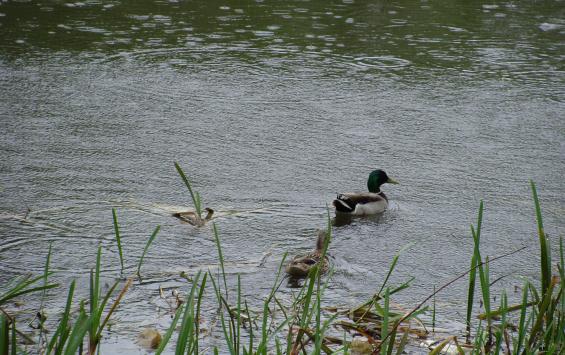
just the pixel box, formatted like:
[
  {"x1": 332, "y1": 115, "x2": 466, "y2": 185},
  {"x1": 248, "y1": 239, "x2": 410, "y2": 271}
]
[
  {"x1": 174, "y1": 162, "x2": 203, "y2": 217},
  {"x1": 112, "y1": 209, "x2": 125, "y2": 275},
  {"x1": 137, "y1": 225, "x2": 161, "y2": 278}
]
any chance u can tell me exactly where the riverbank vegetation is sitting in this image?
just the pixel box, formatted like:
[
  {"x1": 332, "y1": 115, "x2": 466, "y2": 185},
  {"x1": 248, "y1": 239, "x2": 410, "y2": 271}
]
[{"x1": 1, "y1": 167, "x2": 563, "y2": 354}]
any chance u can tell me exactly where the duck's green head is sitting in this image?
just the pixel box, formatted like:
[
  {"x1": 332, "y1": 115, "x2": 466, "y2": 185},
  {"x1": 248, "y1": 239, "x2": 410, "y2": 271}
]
[{"x1": 367, "y1": 169, "x2": 398, "y2": 193}]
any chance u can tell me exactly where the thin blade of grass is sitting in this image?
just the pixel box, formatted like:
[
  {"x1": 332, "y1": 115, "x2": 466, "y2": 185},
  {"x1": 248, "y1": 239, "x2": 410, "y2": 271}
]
[
  {"x1": 40, "y1": 243, "x2": 53, "y2": 307},
  {"x1": 466, "y1": 200, "x2": 483, "y2": 342},
  {"x1": 0, "y1": 314, "x2": 8, "y2": 355},
  {"x1": 190, "y1": 273, "x2": 208, "y2": 355},
  {"x1": 513, "y1": 281, "x2": 529, "y2": 355},
  {"x1": 112, "y1": 209, "x2": 125, "y2": 274},
  {"x1": 526, "y1": 279, "x2": 555, "y2": 350},
  {"x1": 236, "y1": 274, "x2": 241, "y2": 355},
  {"x1": 89, "y1": 246, "x2": 102, "y2": 353},
  {"x1": 208, "y1": 272, "x2": 235, "y2": 354},
  {"x1": 174, "y1": 162, "x2": 202, "y2": 217},
  {"x1": 155, "y1": 303, "x2": 185, "y2": 355},
  {"x1": 395, "y1": 330, "x2": 410, "y2": 355},
  {"x1": 96, "y1": 278, "x2": 132, "y2": 340},
  {"x1": 530, "y1": 180, "x2": 551, "y2": 296},
  {"x1": 380, "y1": 288, "x2": 390, "y2": 355},
  {"x1": 176, "y1": 272, "x2": 202, "y2": 355},
  {"x1": 50, "y1": 279, "x2": 76, "y2": 355},
  {"x1": 212, "y1": 223, "x2": 228, "y2": 299},
  {"x1": 0, "y1": 274, "x2": 58, "y2": 305},
  {"x1": 10, "y1": 315, "x2": 16, "y2": 355},
  {"x1": 63, "y1": 303, "x2": 91, "y2": 355},
  {"x1": 429, "y1": 336, "x2": 457, "y2": 355},
  {"x1": 137, "y1": 225, "x2": 161, "y2": 278}
]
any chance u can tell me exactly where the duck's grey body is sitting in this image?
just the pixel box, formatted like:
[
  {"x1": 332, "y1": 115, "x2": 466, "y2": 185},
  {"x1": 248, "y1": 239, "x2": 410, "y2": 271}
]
[{"x1": 333, "y1": 192, "x2": 389, "y2": 215}]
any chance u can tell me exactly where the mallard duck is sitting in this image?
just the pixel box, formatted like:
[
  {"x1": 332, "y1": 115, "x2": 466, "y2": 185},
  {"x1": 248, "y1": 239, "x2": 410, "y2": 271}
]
[
  {"x1": 172, "y1": 207, "x2": 214, "y2": 227},
  {"x1": 286, "y1": 230, "x2": 329, "y2": 277},
  {"x1": 332, "y1": 169, "x2": 398, "y2": 216}
]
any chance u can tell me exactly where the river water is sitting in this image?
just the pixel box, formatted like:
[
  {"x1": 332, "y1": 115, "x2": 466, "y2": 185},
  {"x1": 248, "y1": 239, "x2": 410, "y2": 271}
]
[{"x1": 1, "y1": 0, "x2": 564, "y2": 353}]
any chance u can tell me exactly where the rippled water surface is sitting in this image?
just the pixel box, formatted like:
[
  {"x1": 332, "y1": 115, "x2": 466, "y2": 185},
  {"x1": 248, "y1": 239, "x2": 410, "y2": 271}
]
[{"x1": 1, "y1": 0, "x2": 564, "y2": 353}]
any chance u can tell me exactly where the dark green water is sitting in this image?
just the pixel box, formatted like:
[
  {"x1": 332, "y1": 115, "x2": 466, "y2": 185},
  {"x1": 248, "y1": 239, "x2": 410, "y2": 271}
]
[{"x1": 1, "y1": 0, "x2": 564, "y2": 353}]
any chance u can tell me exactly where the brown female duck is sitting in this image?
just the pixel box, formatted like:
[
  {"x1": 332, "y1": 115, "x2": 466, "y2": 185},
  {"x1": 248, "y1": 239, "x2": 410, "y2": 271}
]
[
  {"x1": 172, "y1": 207, "x2": 214, "y2": 227},
  {"x1": 286, "y1": 230, "x2": 329, "y2": 277}
]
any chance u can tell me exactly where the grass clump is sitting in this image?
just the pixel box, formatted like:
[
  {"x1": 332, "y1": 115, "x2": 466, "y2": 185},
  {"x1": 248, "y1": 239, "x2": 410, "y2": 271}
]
[{"x1": 1, "y1": 179, "x2": 563, "y2": 354}]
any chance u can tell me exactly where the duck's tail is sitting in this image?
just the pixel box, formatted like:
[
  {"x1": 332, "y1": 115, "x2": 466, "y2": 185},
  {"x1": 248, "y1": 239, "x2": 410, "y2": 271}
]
[{"x1": 332, "y1": 194, "x2": 354, "y2": 213}]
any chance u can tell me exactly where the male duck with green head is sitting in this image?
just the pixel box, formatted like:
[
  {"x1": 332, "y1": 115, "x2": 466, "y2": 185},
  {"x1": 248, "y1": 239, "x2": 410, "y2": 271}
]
[{"x1": 332, "y1": 169, "x2": 399, "y2": 216}]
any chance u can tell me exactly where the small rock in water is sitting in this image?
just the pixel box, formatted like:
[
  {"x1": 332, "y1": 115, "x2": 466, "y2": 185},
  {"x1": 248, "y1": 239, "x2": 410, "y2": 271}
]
[{"x1": 138, "y1": 328, "x2": 162, "y2": 349}]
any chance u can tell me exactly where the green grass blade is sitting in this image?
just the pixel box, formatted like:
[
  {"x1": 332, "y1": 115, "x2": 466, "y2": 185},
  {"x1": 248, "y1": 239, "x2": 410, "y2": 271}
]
[
  {"x1": 208, "y1": 272, "x2": 235, "y2": 354},
  {"x1": 469, "y1": 202, "x2": 493, "y2": 343},
  {"x1": 95, "y1": 280, "x2": 119, "y2": 324},
  {"x1": 41, "y1": 242, "x2": 53, "y2": 306},
  {"x1": 378, "y1": 254, "x2": 399, "y2": 297},
  {"x1": 530, "y1": 180, "x2": 551, "y2": 295},
  {"x1": 37, "y1": 242, "x2": 54, "y2": 351},
  {"x1": 174, "y1": 162, "x2": 202, "y2": 217},
  {"x1": 89, "y1": 246, "x2": 102, "y2": 352},
  {"x1": 195, "y1": 191, "x2": 202, "y2": 217},
  {"x1": 466, "y1": 200, "x2": 483, "y2": 341},
  {"x1": 10, "y1": 315, "x2": 16, "y2": 355},
  {"x1": 190, "y1": 272, "x2": 208, "y2": 355},
  {"x1": 381, "y1": 288, "x2": 390, "y2": 355},
  {"x1": 155, "y1": 303, "x2": 185, "y2": 355},
  {"x1": 257, "y1": 254, "x2": 287, "y2": 354},
  {"x1": 493, "y1": 291, "x2": 508, "y2": 354},
  {"x1": 58, "y1": 279, "x2": 76, "y2": 353},
  {"x1": 137, "y1": 225, "x2": 161, "y2": 278},
  {"x1": 432, "y1": 285, "x2": 436, "y2": 332},
  {"x1": 0, "y1": 283, "x2": 58, "y2": 306},
  {"x1": 526, "y1": 278, "x2": 555, "y2": 350},
  {"x1": 46, "y1": 280, "x2": 75, "y2": 355},
  {"x1": 175, "y1": 272, "x2": 202, "y2": 355},
  {"x1": 236, "y1": 274, "x2": 241, "y2": 355},
  {"x1": 112, "y1": 209, "x2": 125, "y2": 274},
  {"x1": 430, "y1": 336, "x2": 456, "y2": 355},
  {"x1": 0, "y1": 274, "x2": 58, "y2": 306},
  {"x1": 96, "y1": 278, "x2": 132, "y2": 341},
  {"x1": 212, "y1": 223, "x2": 229, "y2": 299},
  {"x1": 314, "y1": 272, "x2": 322, "y2": 355},
  {"x1": 513, "y1": 282, "x2": 528, "y2": 355},
  {"x1": 395, "y1": 330, "x2": 410, "y2": 355},
  {"x1": 63, "y1": 303, "x2": 91, "y2": 355},
  {"x1": 0, "y1": 314, "x2": 8, "y2": 355},
  {"x1": 245, "y1": 301, "x2": 254, "y2": 353}
]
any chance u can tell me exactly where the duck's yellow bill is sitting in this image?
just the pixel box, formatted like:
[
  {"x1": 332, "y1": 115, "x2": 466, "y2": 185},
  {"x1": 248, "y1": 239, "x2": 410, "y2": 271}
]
[{"x1": 387, "y1": 177, "x2": 399, "y2": 184}]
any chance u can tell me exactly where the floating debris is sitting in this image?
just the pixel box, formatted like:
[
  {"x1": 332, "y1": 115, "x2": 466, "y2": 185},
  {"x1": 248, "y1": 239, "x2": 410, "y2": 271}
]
[{"x1": 138, "y1": 328, "x2": 162, "y2": 349}]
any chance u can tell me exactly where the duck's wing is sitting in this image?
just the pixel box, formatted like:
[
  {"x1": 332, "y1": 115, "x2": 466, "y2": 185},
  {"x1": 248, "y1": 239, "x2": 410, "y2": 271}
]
[
  {"x1": 172, "y1": 211, "x2": 200, "y2": 225},
  {"x1": 173, "y1": 211, "x2": 195, "y2": 218},
  {"x1": 332, "y1": 192, "x2": 385, "y2": 213}
]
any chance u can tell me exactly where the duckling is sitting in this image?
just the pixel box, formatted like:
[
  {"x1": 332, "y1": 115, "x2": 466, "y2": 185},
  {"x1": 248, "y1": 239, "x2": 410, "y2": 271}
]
[
  {"x1": 137, "y1": 328, "x2": 162, "y2": 350},
  {"x1": 333, "y1": 169, "x2": 398, "y2": 216},
  {"x1": 286, "y1": 230, "x2": 329, "y2": 278},
  {"x1": 172, "y1": 207, "x2": 214, "y2": 227}
]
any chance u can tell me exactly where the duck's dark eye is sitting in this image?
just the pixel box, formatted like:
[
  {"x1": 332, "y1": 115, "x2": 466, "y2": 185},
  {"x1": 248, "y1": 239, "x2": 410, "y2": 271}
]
[{"x1": 303, "y1": 258, "x2": 317, "y2": 265}]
